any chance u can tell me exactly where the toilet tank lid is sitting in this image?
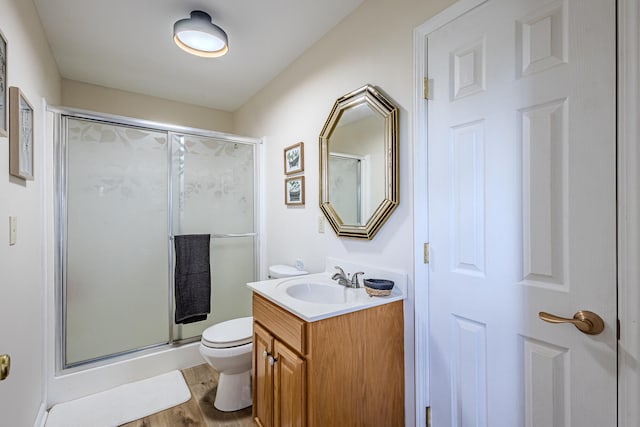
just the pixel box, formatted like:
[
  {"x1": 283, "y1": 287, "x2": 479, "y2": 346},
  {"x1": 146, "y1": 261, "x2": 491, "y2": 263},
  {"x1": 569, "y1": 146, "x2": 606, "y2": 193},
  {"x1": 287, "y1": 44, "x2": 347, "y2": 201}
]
[
  {"x1": 202, "y1": 316, "x2": 253, "y2": 348},
  {"x1": 269, "y1": 264, "x2": 309, "y2": 277}
]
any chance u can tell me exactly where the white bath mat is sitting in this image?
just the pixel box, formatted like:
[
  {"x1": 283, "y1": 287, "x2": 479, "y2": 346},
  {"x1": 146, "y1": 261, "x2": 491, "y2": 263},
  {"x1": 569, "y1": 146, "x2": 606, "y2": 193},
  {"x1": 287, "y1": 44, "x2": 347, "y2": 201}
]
[{"x1": 45, "y1": 370, "x2": 191, "y2": 427}]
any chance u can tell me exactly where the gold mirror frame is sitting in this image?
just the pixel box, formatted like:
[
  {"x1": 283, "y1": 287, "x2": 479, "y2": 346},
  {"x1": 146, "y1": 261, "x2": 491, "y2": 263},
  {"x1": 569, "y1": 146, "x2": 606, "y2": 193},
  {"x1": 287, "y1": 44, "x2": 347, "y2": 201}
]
[{"x1": 319, "y1": 84, "x2": 399, "y2": 239}]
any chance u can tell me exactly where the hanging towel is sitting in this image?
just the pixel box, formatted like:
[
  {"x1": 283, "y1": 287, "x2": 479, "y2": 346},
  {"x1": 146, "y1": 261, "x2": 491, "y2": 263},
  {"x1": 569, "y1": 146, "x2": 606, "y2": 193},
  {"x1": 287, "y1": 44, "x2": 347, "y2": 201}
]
[{"x1": 174, "y1": 234, "x2": 211, "y2": 324}]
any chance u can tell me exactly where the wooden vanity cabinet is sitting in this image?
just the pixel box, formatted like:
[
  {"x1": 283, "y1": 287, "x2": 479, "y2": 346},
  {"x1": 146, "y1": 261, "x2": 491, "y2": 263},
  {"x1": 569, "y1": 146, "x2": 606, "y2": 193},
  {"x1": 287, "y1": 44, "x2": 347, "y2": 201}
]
[
  {"x1": 252, "y1": 293, "x2": 404, "y2": 427},
  {"x1": 254, "y1": 323, "x2": 275, "y2": 427},
  {"x1": 254, "y1": 322, "x2": 306, "y2": 427}
]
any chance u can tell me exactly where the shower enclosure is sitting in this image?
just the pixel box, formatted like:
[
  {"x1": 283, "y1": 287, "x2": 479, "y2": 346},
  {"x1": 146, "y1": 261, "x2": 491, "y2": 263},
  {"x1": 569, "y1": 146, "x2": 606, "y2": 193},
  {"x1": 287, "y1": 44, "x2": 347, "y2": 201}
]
[
  {"x1": 329, "y1": 153, "x2": 367, "y2": 225},
  {"x1": 54, "y1": 109, "x2": 261, "y2": 369}
]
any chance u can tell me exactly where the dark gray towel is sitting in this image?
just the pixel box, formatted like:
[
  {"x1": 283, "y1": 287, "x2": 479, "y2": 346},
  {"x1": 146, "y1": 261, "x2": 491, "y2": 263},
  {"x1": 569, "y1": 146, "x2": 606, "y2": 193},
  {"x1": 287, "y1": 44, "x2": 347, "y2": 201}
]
[{"x1": 174, "y1": 234, "x2": 211, "y2": 324}]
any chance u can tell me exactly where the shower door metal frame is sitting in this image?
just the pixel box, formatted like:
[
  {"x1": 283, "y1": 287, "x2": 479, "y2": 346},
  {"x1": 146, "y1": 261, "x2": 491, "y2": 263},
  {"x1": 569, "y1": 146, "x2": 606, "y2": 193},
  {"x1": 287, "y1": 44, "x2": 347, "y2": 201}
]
[
  {"x1": 51, "y1": 106, "x2": 262, "y2": 372},
  {"x1": 166, "y1": 131, "x2": 261, "y2": 345},
  {"x1": 328, "y1": 152, "x2": 367, "y2": 224}
]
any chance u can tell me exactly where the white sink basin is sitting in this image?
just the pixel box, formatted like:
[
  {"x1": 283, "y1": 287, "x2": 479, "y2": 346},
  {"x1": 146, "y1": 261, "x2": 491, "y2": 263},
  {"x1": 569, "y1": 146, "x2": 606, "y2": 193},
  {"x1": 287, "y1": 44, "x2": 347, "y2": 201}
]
[
  {"x1": 285, "y1": 282, "x2": 349, "y2": 304},
  {"x1": 247, "y1": 270, "x2": 406, "y2": 322}
]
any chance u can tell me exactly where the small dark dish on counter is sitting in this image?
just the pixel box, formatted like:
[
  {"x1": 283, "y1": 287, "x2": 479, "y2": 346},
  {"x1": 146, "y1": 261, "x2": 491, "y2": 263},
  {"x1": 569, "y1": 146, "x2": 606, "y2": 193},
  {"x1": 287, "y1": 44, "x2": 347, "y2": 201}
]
[{"x1": 363, "y1": 279, "x2": 394, "y2": 297}]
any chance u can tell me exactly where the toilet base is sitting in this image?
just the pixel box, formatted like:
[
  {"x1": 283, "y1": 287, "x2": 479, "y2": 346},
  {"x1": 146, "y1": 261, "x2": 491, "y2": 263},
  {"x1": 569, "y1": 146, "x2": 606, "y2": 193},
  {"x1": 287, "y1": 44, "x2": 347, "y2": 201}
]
[{"x1": 214, "y1": 369, "x2": 252, "y2": 412}]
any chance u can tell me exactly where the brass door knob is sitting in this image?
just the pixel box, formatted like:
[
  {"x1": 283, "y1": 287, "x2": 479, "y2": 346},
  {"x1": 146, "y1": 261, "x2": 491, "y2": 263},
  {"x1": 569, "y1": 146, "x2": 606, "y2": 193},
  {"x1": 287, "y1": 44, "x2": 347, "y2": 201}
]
[
  {"x1": 0, "y1": 354, "x2": 10, "y2": 381},
  {"x1": 538, "y1": 311, "x2": 605, "y2": 335}
]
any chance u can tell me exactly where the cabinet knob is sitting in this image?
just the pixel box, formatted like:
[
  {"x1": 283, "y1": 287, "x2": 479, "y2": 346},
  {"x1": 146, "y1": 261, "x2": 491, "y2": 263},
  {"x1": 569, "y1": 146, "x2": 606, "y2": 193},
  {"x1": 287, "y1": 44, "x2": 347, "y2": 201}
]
[
  {"x1": 268, "y1": 355, "x2": 278, "y2": 366},
  {"x1": 263, "y1": 350, "x2": 269, "y2": 359}
]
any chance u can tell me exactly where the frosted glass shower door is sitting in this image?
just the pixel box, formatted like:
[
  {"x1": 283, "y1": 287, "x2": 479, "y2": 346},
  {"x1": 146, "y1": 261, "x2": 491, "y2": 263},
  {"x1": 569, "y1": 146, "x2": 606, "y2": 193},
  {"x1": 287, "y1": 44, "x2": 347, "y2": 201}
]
[
  {"x1": 65, "y1": 118, "x2": 169, "y2": 366},
  {"x1": 329, "y1": 154, "x2": 363, "y2": 224},
  {"x1": 171, "y1": 134, "x2": 256, "y2": 340}
]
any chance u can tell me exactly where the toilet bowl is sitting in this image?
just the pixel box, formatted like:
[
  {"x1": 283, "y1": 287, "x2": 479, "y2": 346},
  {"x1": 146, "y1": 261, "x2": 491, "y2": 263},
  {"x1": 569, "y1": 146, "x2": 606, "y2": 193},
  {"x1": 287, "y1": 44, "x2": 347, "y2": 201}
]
[
  {"x1": 200, "y1": 266, "x2": 308, "y2": 411},
  {"x1": 199, "y1": 316, "x2": 253, "y2": 412}
]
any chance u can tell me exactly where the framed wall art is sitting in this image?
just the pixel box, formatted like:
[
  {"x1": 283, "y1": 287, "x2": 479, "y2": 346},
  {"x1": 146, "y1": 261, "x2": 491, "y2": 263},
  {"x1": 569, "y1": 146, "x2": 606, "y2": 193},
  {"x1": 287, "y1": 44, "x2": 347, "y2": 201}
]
[
  {"x1": 0, "y1": 29, "x2": 7, "y2": 137},
  {"x1": 285, "y1": 176, "x2": 305, "y2": 206},
  {"x1": 284, "y1": 142, "x2": 304, "y2": 175},
  {"x1": 9, "y1": 87, "x2": 34, "y2": 180}
]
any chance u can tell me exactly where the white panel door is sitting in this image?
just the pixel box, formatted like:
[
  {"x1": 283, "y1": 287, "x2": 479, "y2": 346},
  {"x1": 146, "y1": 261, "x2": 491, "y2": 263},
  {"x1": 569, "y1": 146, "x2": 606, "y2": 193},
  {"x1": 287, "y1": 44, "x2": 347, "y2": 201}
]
[{"x1": 427, "y1": 0, "x2": 616, "y2": 425}]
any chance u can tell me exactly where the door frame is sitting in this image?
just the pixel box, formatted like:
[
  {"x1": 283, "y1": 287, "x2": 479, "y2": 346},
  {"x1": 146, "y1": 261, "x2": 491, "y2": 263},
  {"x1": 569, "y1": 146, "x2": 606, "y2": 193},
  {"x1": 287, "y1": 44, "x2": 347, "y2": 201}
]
[
  {"x1": 412, "y1": 2, "x2": 488, "y2": 425},
  {"x1": 617, "y1": 1, "x2": 640, "y2": 426},
  {"x1": 412, "y1": 1, "x2": 634, "y2": 425}
]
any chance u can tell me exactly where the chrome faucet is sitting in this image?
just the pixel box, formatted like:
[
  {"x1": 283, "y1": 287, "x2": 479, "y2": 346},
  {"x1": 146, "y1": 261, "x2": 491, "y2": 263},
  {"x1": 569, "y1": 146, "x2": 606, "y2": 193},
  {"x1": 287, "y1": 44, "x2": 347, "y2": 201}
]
[
  {"x1": 350, "y1": 271, "x2": 364, "y2": 288},
  {"x1": 331, "y1": 266, "x2": 365, "y2": 288},
  {"x1": 332, "y1": 266, "x2": 350, "y2": 286}
]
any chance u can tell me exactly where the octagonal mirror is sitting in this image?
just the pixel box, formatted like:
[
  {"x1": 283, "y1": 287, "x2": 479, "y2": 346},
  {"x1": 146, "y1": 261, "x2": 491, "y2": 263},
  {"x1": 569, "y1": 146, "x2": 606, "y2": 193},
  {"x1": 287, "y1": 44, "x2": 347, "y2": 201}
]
[{"x1": 319, "y1": 84, "x2": 399, "y2": 239}]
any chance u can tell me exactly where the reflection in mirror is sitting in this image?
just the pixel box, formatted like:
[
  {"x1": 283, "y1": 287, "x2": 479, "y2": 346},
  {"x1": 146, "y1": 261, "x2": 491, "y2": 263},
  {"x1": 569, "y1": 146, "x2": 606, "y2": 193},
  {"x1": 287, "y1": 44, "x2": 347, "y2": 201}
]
[
  {"x1": 319, "y1": 85, "x2": 399, "y2": 239},
  {"x1": 328, "y1": 103, "x2": 385, "y2": 225},
  {"x1": 329, "y1": 154, "x2": 364, "y2": 224}
]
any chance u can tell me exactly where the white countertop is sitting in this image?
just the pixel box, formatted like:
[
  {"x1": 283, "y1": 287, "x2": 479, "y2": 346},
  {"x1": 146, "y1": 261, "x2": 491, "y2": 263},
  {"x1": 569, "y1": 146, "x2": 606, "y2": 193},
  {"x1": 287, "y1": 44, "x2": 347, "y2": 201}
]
[{"x1": 247, "y1": 271, "x2": 406, "y2": 322}]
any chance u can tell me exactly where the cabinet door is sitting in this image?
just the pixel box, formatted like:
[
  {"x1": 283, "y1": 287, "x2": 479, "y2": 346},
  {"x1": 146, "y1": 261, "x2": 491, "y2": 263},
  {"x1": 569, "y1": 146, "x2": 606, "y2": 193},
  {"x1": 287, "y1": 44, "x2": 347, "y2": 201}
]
[
  {"x1": 273, "y1": 340, "x2": 306, "y2": 427},
  {"x1": 254, "y1": 322, "x2": 274, "y2": 427}
]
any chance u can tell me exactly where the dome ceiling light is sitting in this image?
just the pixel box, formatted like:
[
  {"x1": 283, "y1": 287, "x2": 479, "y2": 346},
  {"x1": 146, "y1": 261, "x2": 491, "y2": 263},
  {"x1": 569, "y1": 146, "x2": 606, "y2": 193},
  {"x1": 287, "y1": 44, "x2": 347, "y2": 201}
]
[{"x1": 173, "y1": 10, "x2": 229, "y2": 58}]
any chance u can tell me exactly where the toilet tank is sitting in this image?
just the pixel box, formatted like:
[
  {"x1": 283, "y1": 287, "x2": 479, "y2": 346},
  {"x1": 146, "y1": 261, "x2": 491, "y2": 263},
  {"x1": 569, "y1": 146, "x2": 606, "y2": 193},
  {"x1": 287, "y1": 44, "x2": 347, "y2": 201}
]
[{"x1": 268, "y1": 264, "x2": 309, "y2": 279}]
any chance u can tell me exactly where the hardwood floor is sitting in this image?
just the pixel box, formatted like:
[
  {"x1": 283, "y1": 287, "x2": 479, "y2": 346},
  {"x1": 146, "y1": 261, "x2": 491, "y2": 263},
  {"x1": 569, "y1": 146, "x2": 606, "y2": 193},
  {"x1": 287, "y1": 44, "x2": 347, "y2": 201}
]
[{"x1": 121, "y1": 364, "x2": 254, "y2": 427}]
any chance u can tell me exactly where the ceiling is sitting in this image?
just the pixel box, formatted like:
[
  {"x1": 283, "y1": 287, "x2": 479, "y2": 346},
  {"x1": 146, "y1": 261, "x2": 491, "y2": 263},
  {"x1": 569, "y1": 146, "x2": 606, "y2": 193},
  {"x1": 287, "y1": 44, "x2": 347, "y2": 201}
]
[{"x1": 33, "y1": 0, "x2": 364, "y2": 112}]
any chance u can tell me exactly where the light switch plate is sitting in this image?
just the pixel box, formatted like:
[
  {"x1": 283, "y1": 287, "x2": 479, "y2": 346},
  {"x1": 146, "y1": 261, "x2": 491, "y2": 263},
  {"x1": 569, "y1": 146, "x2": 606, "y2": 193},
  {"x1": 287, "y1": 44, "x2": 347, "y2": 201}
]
[
  {"x1": 9, "y1": 216, "x2": 17, "y2": 245},
  {"x1": 317, "y1": 215, "x2": 325, "y2": 233}
]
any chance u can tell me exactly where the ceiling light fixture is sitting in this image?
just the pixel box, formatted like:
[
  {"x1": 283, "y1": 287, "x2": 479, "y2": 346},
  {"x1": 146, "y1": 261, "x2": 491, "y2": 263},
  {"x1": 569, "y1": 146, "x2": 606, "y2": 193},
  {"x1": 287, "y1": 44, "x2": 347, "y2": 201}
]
[{"x1": 173, "y1": 11, "x2": 229, "y2": 58}]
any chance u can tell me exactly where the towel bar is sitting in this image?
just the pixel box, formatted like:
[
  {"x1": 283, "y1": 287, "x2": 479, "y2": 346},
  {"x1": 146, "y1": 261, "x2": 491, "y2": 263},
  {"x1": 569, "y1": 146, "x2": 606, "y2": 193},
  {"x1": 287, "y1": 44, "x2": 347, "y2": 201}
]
[{"x1": 170, "y1": 233, "x2": 257, "y2": 240}]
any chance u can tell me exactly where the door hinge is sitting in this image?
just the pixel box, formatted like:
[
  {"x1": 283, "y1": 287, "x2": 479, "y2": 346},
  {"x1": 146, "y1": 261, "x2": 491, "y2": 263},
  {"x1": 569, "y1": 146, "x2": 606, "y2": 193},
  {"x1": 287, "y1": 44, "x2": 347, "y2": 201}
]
[
  {"x1": 423, "y1": 243, "x2": 429, "y2": 264},
  {"x1": 426, "y1": 406, "x2": 431, "y2": 427},
  {"x1": 423, "y1": 77, "x2": 433, "y2": 100}
]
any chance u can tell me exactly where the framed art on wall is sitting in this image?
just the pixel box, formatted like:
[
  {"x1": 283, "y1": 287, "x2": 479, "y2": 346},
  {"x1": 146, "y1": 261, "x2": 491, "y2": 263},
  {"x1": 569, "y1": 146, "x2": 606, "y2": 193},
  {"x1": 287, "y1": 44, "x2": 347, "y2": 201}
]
[
  {"x1": 285, "y1": 176, "x2": 305, "y2": 205},
  {"x1": 0, "y1": 29, "x2": 7, "y2": 137},
  {"x1": 9, "y1": 87, "x2": 34, "y2": 180},
  {"x1": 284, "y1": 142, "x2": 304, "y2": 175}
]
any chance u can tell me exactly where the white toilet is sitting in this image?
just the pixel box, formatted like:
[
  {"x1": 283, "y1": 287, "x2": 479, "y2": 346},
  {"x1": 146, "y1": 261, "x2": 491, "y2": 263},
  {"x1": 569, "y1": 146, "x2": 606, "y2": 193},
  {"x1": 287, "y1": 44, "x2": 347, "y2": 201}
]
[
  {"x1": 268, "y1": 264, "x2": 308, "y2": 279},
  {"x1": 199, "y1": 316, "x2": 254, "y2": 412},
  {"x1": 199, "y1": 264, "x2": 308, "y2": 412}
]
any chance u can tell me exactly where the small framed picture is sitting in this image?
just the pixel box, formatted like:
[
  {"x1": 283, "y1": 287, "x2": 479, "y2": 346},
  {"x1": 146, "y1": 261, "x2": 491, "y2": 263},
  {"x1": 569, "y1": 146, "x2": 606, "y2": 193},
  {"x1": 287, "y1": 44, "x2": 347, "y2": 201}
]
[
  {"x1": 284, "y1": 142, "x2": 304, "y2": 175},
  {"x1": 9, "y1": 87, "x2": 34, "y2": 180},
  {"x1": 285, "y1": 176, "x2": 305, "y2": 206},
  {"x1": 0, "y1": 29, "x2": 7, "y2": 137}
]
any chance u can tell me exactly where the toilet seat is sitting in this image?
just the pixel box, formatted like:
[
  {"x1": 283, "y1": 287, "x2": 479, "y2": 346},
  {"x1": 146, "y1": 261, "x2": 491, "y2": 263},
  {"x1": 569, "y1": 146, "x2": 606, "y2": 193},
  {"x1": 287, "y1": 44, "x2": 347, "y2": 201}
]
[{"x1": 201, "y1": 316, "x2": 253, "y2": 349}]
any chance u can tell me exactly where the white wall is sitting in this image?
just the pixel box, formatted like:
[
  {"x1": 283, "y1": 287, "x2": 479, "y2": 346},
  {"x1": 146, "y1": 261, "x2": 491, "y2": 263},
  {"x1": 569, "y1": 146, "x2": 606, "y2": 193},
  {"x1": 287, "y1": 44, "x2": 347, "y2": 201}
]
[
  {"x1": 235, "y1": 0, "x2": 454, "y2": 270},
  {"x1": 61, "y1": 79, "x2": 234, "y2": 133},
  {"x1": 234, "y1": 0, "x2": 455, "y2": 423},
  {"x1": 0, "y1": 0, "x2": 61, "y2": 425}
]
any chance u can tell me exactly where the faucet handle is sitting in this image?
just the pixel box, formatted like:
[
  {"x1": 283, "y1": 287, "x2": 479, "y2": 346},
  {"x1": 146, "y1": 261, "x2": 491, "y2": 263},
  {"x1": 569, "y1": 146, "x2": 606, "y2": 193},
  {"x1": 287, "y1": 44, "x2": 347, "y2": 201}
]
[
  {"x1": 351, "y1": 271, "x2": 365, "y2": 288},
  {"x1": 332, "y1": 266, "x2": 349, "y2": 285}
]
